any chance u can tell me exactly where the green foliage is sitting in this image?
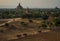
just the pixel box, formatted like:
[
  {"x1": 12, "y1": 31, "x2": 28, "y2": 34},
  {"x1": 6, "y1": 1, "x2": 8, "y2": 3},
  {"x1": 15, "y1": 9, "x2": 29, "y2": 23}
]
[
  {"x1": 51, "y1": 12, "x2": 60, "y2": 17},
  {"x1": 42, "y1": 14, "x2": 49, "y2": 20},
  {"x1": 41, "y1": 24, "x2": 47, "y2": 27},
  {"x1": 32, "y1": 13, "x2": 41, "y2": 18},
  {"x1": 40, "y1": 21, "x2": 47, "y2": 29},
  {"x1": 20, "y1": 22, "x2": 28, "y2": 27},
  {"x1": 21, "y1": 14, "x2": 33, "y2": 18},
  {"x1": 54, "y1": 17, "x2": 60, "y2": 26},
  {"x1": 0, "y1": 8, "x2": 60, "y2": 19}
]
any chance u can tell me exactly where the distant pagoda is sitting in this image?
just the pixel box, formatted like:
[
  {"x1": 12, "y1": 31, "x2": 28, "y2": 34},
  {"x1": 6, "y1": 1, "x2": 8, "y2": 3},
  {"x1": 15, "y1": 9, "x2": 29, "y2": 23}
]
[
  {"x1": 16, "y1": 3, "x2": 23, "y2": 10},
  {"x1": 54, "y1": 6, "x2": 60, "y2": 11},
  {"x1": 55, "y1": 6, "x2": 59, "y2": 9}
]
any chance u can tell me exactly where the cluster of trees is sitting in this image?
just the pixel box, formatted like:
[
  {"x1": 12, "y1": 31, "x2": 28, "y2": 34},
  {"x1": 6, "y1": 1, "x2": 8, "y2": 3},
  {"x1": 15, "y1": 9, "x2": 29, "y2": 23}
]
[{"x1": 0, "y1": 8, "x2": 60, "y2": 19}]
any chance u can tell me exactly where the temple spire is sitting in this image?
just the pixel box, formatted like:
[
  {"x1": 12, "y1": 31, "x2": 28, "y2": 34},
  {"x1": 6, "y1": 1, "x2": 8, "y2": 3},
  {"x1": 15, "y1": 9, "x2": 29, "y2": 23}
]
[{"x1": 16, "y1": 3, "x2": 23, "y2": 10}]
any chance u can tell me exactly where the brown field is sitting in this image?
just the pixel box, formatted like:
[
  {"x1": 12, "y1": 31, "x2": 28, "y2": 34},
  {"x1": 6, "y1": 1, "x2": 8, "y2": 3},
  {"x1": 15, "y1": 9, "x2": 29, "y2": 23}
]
[
  {"x1": 0, "y1": 21, "x2": 7, "y2": 24},
  {"x1": 9, "y1": 31, "x2": 60, "y2": 41},
  {"x1": 0, "y1": 18, "x2": 60, "y2": 41}
]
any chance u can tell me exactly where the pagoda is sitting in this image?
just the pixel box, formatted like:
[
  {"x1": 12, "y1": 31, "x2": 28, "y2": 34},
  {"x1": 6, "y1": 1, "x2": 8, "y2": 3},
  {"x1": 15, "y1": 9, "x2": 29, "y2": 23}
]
[
  {"x1": 16, "y1": 3, "x2": 23, "y2": 10},
  {"x1": 54, "y1": 6, "x2": 59, "y2": 11}
]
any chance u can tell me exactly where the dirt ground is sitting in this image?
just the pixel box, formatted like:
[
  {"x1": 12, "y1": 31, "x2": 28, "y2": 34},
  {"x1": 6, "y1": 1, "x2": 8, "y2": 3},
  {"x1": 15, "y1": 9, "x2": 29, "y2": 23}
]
[
  {"x1": 8, "y1": 31, "x2": 59, "y2": 41},
  {"x1": 0, "y1": 18, "x2": 60, "y2": 41}
]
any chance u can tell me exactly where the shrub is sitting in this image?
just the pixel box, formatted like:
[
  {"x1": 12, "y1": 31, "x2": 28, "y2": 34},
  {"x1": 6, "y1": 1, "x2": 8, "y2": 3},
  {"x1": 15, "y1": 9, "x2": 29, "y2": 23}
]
[
  {"x1": 20, "y1": 22, "x2": 24, "y2": 24},
  {"x1": 38, "y1": 30, "x2": 41, "y2": 33},
  {"x1": 29, "y1": 19, "x2": 33, "y2": 23},
  {"x1": 41, "y1": 23, "x2": 47, "y2": 29},
  {"x1": 0, "y1": 30, "x2": 4, "y2": 33},
  {"x1": 54, "y1": 17, "x2": 60, "y2": 26},
  {"x1": 16, "y1": 35, "x2": 21, "y2": 38},
  {"x1": 42, "y1": 14, "x2": 49, "y2": 20},
  {"x1": 23, "y1": 33, "x2": 27, "y2": 37},
  {"x1": 20, "y1": 22, "x2": 28, "y2": 27},
  {"x1": 5, "y1": 23, "x2": 9, "y2": 27}
]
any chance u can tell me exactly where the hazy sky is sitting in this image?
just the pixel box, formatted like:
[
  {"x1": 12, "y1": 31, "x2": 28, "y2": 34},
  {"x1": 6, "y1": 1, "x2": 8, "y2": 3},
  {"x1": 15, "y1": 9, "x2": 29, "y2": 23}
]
[{"x1": 0, "y1": 0, "x2": 60, "y2": 8}]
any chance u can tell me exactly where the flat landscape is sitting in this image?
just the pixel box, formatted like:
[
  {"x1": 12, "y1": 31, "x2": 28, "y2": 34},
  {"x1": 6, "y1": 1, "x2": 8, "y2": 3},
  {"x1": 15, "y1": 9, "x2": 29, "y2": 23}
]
[
  {"x1": 0, "y1": 18, "x2": 59, "y2": 41},
  {"x1": 9, "y1": 31, "x2": 59, "y2": 41},
  {"x1": 0, "y1": 0, "x2": 60, "y2": 41}
]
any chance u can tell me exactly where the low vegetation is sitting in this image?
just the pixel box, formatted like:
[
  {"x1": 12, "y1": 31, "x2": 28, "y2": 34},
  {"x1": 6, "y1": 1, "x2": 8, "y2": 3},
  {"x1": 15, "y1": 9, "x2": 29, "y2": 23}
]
[
  {"x1": 5, "y1": 23, "x2": 9, "y2": 27},
  {"x1": 0, "y1": 7, "x2": 60, "y2": 41},
  {"x1": 0, "y1": 30, "x2": 4, "y2": 33},
  {"x1": 20, "y1": 22, "x2": 28, "y2": 27}
]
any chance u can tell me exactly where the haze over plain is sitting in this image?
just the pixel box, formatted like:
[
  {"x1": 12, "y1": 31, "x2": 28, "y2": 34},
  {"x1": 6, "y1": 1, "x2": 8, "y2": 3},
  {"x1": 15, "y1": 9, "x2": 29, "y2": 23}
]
[{"x1": 0, "y1": 0, "x2": 60, "y2": 8}]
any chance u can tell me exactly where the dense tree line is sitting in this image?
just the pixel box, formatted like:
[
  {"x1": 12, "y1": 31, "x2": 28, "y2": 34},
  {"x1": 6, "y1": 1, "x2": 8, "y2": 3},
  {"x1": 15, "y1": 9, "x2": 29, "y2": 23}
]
[{"x1": 0, "y1": 9, "x2": 60, "y2": 19}]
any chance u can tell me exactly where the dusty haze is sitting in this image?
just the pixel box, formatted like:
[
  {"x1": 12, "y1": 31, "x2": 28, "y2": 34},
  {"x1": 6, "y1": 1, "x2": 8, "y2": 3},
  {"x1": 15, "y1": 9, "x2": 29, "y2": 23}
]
[{"x1": 0, "y1": 0, "x2": 60, "y2": 8}]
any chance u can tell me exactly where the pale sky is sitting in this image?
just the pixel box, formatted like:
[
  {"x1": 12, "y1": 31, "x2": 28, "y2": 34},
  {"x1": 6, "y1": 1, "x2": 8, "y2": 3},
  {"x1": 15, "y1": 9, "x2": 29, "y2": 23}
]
[{"x1": 0, "y1": 0, "x2": 60, "y2": 8}]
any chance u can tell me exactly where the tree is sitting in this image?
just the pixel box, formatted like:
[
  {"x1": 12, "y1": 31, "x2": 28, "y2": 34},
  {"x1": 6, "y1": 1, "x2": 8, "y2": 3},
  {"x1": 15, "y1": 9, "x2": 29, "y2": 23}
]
[
  {"x1": 54, "y1": 17, "x2": 60, "y2": 26},
  {"x1": 51, "y1": 12, "x2": 59, "y2": 17},
  {"x1": 40, "y1": 23, "x2": 47, "y2": 29},
  {"x1": 42, "y1": 14, "x2": 49, "y2": 20}
]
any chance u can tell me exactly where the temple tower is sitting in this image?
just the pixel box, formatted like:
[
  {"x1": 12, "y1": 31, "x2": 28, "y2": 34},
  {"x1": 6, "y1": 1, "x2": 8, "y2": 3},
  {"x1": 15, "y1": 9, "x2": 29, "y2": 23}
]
[{"x1": 16, "y1": 3, "x2": 23, "y2": 10}]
